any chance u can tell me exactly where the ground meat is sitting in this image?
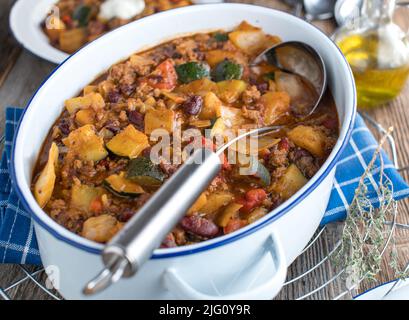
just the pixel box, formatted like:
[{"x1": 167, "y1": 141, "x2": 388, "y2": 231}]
[
  {"x1": 48, "y1": 199, "x2": 67, "y2": 220},
  {"x1": 175, "y1": 39, "x2": 200, "y2": 61},
  {"x1": 136, "y1": 193, "x2": 152, "y2": 208},
  {"x1": 268, "y1": 142, "x2": 290, "y2": 168},
  {"x1": 160, "y1": 162, "x2": 179, "y2": 176},
  {"x1": 289, "y1": 148, "x2": 320, "y2": 178},
  {"x1": 208, "y1": 174, "x2": 228, "y2": 193},
  {"x1": 242, "y1": 106, "x2": 263, "y2": 124},
  {"x1": 161, "y1": 233, "x2": 177, "y2": 248},
  {"x1": 173, "y1": 227, "x2": 187, "y2": 246}
]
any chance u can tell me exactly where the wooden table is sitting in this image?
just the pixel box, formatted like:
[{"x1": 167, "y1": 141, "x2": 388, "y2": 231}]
[{"x1": 1, "y1": 0, "x2": 408, "y2": 300}]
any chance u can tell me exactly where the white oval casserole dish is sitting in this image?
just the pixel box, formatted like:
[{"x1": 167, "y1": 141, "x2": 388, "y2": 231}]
[{"x1": 11, "y1": 3, "x2": 356, "y2": 299}]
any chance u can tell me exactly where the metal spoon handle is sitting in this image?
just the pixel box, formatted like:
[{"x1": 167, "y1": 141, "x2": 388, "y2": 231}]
[{"x1": 84, "y1": 148, "x2": 222, "y2": 295}]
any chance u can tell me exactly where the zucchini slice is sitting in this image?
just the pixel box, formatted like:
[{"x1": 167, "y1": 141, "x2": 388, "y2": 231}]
[
  {"x1": 34, "y1": 142, "x2": 59, "y2": 208},
  {"x1": 104, "y1": 172, "x2": 145, "y2": 198},
  {"x1": 106, "y1": 125, "x2": 149, "y2": 158},
  {"x1": 175, "y1": 62, "x2": 210, "y2": 84},
  {"x1": 127, "y1": 157, "x2": 166, "y2": 187}
]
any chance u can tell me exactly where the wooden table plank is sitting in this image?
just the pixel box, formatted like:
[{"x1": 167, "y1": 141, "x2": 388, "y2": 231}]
[
  {"x1": 0, "y1": 0, "x2": 408, "y2": 300},
  {"x1": 0, "y1": 0, "x2": 22, "y2": 88}
]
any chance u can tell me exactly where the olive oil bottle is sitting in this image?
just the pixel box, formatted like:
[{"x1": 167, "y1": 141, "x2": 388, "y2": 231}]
[{"x1": 334, "y1": 0, "x2": 409, "y2": 108}]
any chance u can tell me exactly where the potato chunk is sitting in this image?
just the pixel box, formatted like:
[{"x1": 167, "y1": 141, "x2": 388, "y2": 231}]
[
  {"x1": 34, "y1": 143, "x2": 59, "y2": 208},
  {"x1": 187, "y1": 193, "x2": 208, "y2": 215},
  {"x1": 176, "y1": 78, "x2": 218, "y2": 96},
  {"x1": 216, "y1": 202, "x2": 243, "y2": 227},
  {"x1": 206, "y1": 50, "x2": 240, "y2": 68},
  {"x1": 44, "y1": 16, "x2": 66, "y2": 42},
  {"x1": 217, "y1": 80, "x2": 247, "y2": 104},
  {"x1": 229, "y1": 29, "x2": 281, "y2": 56},
  {"x1": 144, "y1": 108, "x2": 175, "y2": 134},
  {"x1": 271, "y1": 164, "x2": 307, "y2": 200},
  {"x1": 260, "y1": 92, "x2": 290, "y2": 125},
  {"x1": 71, "y1": 184, "x2": 105, "y2": 212},
  {"x1": 63, "y1": 124, "x2": 108, "y2": 161},
  {"x1": 200, "y1": 192, "x2": 234, "y2": 215},
  {"x1": 106, "y1": 125, "x2": 149, "y2": 158},
  {"x1": 288, "y1": 125, "x2": 327, "y2": 157},
  {"x1": 59, "y1": 28, "x2": 87, "y2": 53},
  {"x1": 200, "y1": 92, "x2": 222, "y2": 120},
  {"x1": 65, "y1": 92, "x2": 105, "y2": 114},
  {"x1": 75, "y1": 108, "x2": 95, "y2": 126},
  {"x1": 81, "y1": 215, "x2": 123, "y2": 243}
]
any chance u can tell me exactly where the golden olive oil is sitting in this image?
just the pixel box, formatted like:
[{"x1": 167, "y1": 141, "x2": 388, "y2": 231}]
[{"x1": 338, "y1": 32, "x2": 409, "y2": 109}]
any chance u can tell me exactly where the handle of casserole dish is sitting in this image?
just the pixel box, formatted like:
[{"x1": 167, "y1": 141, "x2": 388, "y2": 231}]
[{"x1": 163, "y1": 231, "x2": 287, "y2": 300}]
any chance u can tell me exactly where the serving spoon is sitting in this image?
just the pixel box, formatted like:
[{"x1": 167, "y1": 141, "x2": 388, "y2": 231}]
[
  {"x1": 251, "y1": 41, "x2": 327, "y2": 116},
  {"x1": 83, "y1": 42, "x2": 327, "y2": 295}
]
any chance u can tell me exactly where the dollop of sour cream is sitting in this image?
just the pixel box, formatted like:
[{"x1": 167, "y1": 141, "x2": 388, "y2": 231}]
[{"x1": 99, "y1": 0, "x2": 146, "y2": 20}]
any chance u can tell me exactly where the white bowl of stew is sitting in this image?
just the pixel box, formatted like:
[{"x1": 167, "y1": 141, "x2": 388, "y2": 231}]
[
  {"x1": 12, "y1": 3, "x2": 356, "y2": 299},
  {"x1": 10, "y1": 0, "x2": 220, "y2": 64}
]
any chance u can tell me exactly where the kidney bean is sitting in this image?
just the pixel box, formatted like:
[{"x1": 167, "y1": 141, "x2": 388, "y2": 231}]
[
  {"x1": 104, "y1": 120, "x2": 121, "y2": 133},
  {"x1": 291, "y1": 148, "x2": 311, "y2": 161},
  {"x1": 180, "y1": 215, "x2": 219, "y2": 238},
  {"x1": 107, "y1": 90, "x2": 121, "y2": 103},
  {"x1": 118, "y1": 208, "x2": 136, "y2": 223},
  {"x1": 182, "y1": 95, "x2": 203, "y2": 115},
  {"x1": 58, "y1": 118, "x2": 71, "y2": 136},
  {"x1": 322, "y1": 117, "x2": 338, "y2": 131},
  {"x1": 120, "y1": 83, "x2": 136, "y2": 97},
  {"x1": 128, "y1": 110, "x2": 145, "y2": 131},
  {"x1": 256, "y1": 82, "x2": 269, "y2": 94}
]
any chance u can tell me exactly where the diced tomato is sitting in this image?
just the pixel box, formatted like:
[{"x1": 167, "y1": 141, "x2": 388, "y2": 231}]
[
  {"x1": 147, "y1": 59, "x2": 177, "y2": 90},
  {"x1": 223, "y1": 219, "x2": 247, "y2": 234},
  {"x1": 278, "y1": 137, "x2": 290, "y2": 152},
  {"x1": 236, "y1": 189, "x2": 267, "y2": 213},
  {"x1": 89, "y1": 197, "x2": 103, "y2": 214},
  {"x1": 61, "y1": 14, "x2": 73, "y2": 28}
]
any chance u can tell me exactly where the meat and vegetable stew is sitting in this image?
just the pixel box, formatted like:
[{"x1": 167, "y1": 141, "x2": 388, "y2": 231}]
[
  {"x1": 32, "y1": 22, "x2": 339, "y2": 247},
  {"x1": 43, "y1": 0, "x2": 192, "y2": 53}
]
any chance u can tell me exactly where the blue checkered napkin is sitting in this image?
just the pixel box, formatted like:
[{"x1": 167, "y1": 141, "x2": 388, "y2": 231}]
[
  {"x1": 321, "y1": 115, "x2": 409, "y2": 225},
  {"x1": 0, "y1": 108, "x2": 41, "y2": 265},
  {"x1": 0, "y1": 107, "x2": 408, "y2": 264}
]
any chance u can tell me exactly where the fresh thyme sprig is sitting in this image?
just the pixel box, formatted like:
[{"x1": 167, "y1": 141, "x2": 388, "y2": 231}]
[{"x1": 331, "y1": 127, "x2": 409, "y2": 288}]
